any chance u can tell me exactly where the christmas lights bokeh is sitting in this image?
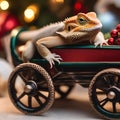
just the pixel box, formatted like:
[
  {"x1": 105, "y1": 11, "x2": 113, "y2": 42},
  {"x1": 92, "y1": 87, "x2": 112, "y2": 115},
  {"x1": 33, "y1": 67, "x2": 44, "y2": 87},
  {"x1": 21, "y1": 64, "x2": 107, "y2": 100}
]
[{"x1": 0, "y1": 0, "x2": 119, "y2": 52}]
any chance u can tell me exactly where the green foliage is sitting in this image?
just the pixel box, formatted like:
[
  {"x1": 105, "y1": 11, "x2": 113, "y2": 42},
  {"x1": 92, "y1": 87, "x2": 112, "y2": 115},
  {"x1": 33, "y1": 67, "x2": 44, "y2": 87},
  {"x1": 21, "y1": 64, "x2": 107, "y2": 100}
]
[{"x1": 104, "y1": 32, "x2": 111, "y2": 39}]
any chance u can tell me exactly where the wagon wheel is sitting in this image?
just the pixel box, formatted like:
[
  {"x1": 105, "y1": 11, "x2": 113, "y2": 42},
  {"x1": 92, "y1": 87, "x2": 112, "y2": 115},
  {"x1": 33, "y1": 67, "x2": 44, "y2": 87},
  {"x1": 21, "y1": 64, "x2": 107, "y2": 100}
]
[
  {"x1": 8, "y1": 63, "x2": 55, "y2": 115},
  {"x1": 89, "y1": 68, "x2": 120, "y2": 119},
  {"x1": 55, "y1": 84, "x2": 74, "y2": 99}
]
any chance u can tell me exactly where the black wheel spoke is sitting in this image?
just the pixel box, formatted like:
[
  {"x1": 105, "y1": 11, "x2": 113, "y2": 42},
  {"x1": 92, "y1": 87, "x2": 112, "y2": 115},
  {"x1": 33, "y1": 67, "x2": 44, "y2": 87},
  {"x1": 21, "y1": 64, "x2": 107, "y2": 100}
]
[
  {"x1": 29, "y1": 70, "x2": 37, "y2": 80},
  {"x1": 112, "y1": 102, "x2": 117, "y2": 113},
  {"x1": 8, "y1": 63, "x2": 54, "y2": 115},
  {"x1": 89, "y1": 69, "x2": 120, "y2": 119},
  {"x1": 18, "y1": 92, "x2": 26, "y2": 100},
  {"x1": 38, "y1": 81, "x2": 49, "y2": 91},
  {"x1": 18, "y1": 73, "x2": 27, "y2": 83},
  {"x1": 38, "y1": 92, "x2": 47, "y2": 100},
  {"x1": 28, "y1": 96, "x2": 32, "y2": 108},
  {"x1": 96, "y1": 91, "x2": 106, "y2": 95},
  {"x1": 55, "y1": 85, "x2": 74, "y2": 99},
  {"x1": 114, "y1": 75, "x2": 120, "y2": 86},
  {"x1": 37, "y1": 81, "x2": 47, "y2": 85},
  {"x1": 103, "y1": 76, "x2": 111, "y2": 87},
  {"x1": 38, "y1": 87, "x2": 48, "y2": 91},
  {"x1": 56, "y1": 88, "x2": 64, "y2": 95},
  {"x1": 104, "y1": 74, "x2": 117, "y2": 86},
  {"x1": 29, "y1": 69, "x2": 35, "y2": 76},
  {"x1": 100, "y1": 98, "x2": 108, "y2": 107},
  {"x1": 34, "y1": 95, "x2": 43, "y2": 105},
  {"x1": 97, "y1": 87, "x2": 108, "y2": 94}
]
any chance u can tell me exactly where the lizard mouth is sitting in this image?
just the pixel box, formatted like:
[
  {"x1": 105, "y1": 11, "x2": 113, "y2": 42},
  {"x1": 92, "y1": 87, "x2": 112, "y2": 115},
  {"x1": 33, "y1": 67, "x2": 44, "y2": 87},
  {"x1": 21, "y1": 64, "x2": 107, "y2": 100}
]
[{"x1": 80, "y1": 23, "x2": 102, "y2": 32}]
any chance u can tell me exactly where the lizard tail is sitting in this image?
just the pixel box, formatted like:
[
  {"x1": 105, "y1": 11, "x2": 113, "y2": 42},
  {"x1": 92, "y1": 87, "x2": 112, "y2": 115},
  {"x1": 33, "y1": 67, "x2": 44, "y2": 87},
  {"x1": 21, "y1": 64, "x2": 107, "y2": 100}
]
[{"x1": 18, "y1": 22, "x2": 65, "y2": 42}]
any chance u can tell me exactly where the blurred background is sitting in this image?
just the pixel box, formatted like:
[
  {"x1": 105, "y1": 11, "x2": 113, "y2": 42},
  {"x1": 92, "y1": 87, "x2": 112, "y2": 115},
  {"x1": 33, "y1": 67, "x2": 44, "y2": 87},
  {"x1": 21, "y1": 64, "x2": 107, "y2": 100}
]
[
  {"x1": 0, "y1": 0, "x2": 119, "y2": 50},
  {"x1": 0, "y1": 0, "x2": 120, "y2": 33},
  {"x1": 0, "y1": 0, "x2": 120, "y2": 47},
  {"x1": 0, "y1": 0, "x2": 120, "y2": 96}
]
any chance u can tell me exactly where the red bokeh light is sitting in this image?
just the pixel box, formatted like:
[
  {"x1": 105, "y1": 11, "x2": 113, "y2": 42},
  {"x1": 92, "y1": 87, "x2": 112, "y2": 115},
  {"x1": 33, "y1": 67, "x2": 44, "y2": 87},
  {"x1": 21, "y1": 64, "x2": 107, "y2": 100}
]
[
  {"x1": 0, "y1": 12, "x2": 20, "y2": 50},
  {"x1": 74, "y1": 1, "x2": 82, "y2": 11}
]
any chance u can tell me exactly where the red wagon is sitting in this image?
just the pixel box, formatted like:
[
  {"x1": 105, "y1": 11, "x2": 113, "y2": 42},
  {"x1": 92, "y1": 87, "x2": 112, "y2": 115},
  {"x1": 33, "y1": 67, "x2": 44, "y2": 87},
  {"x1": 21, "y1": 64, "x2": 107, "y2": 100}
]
[{"x1": 8, "y1": 29, "x2": 120, "y2": 120}]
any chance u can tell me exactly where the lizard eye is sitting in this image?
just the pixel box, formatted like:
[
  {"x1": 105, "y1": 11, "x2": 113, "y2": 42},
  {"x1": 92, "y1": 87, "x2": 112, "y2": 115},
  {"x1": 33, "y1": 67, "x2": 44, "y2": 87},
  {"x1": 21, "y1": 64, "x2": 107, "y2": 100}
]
[{"x1": 78, "y1": 18, "x2": 87, "y2": 25}]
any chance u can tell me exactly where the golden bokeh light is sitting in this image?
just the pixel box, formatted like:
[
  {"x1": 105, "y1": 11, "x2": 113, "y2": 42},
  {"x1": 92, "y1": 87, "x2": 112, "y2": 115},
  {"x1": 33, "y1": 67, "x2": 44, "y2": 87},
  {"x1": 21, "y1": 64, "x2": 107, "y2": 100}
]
[
  {"x1": 55, "y1": 0, "x2": 64, "y2": 3},
  {"x1": 24, "y1": 4, "x2": 39, "y2": 23},
  {"x1": 0, "y1": 0, "x2": 9, "y2": 10}
]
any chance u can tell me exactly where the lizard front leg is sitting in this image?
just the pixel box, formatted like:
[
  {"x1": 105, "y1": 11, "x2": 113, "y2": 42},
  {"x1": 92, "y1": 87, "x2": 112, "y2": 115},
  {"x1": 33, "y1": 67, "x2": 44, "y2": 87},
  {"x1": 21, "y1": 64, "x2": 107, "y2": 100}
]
[
  {"x1": 36, "y1": 36, "x2": 66, "y2": 68},
  {"x1": 94, "y1": 32, "x2": 108, "y2": 47}
]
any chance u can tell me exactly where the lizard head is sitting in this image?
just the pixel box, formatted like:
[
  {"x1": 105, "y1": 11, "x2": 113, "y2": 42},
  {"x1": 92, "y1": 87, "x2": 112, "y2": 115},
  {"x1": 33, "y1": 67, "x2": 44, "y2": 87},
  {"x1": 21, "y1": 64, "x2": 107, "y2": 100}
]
[{"x1": 64, "y1": 12, "x2": 102, "y2": 32}]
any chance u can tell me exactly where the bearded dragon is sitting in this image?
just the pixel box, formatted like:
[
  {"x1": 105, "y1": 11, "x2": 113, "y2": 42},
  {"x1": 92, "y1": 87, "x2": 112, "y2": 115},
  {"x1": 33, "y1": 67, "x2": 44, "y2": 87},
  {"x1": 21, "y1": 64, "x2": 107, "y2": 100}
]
[{"x1": 12, "y1": 12, "x2": 107, "y2": 68}]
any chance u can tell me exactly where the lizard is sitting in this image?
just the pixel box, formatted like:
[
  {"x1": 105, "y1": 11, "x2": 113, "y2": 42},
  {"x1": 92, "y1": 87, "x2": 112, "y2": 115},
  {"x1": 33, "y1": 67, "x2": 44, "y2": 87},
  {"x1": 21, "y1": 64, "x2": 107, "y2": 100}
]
[{"x1": 12, "y1": 12, "x2": 108, "y2": 68}]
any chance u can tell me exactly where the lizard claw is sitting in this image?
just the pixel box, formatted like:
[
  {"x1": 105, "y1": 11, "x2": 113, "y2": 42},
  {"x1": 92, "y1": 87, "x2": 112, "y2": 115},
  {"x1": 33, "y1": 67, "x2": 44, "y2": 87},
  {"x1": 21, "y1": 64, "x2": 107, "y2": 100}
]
[
  {"x1": 94, "y1": 41, "x2": 108, "y2": 47},
  {"x1": 44, "y1": 53, "x2": 62, "y2": 68},
  {"x1": 94, "y1": 32, "x2": 109, "y2": 47}
]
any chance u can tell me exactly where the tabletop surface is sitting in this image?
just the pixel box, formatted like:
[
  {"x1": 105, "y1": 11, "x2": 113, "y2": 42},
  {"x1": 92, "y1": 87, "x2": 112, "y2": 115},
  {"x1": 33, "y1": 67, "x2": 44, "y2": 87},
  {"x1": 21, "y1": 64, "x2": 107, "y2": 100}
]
[{"x1": 0, "y1": 85, "x2": 102, "y2": 120}]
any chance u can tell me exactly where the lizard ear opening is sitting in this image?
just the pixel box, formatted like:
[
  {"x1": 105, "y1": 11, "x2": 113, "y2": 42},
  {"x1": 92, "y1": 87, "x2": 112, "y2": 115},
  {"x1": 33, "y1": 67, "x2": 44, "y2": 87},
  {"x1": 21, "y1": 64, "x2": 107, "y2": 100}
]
[
  {"x1": 67, "y1": 25, "x2": 71, "y2": 31},
  {"x1": 66, "y1": 25, "x2": 75, "y2": 31}
]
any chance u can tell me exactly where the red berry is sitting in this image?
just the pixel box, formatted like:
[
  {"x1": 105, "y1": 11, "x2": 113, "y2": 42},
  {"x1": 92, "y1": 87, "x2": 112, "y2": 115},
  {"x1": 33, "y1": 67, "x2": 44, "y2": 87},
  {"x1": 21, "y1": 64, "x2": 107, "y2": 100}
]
[
  {"x1": 110, "y1": 29, "x2": 118, "y2": 38},
  {"x1": 108, "y1": 37, "x2": 114, "y2": 45},
  {"x1": 116, "y1": 24, "x2": 120, "y2": 32},
  {"x1": 117, "y1": 38, "x2": 120, "y2": 45}
]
